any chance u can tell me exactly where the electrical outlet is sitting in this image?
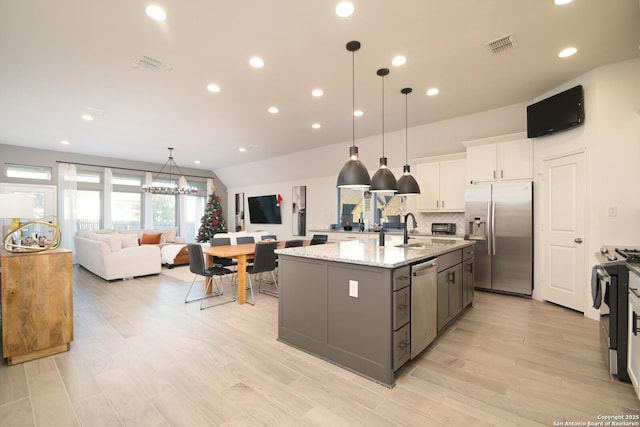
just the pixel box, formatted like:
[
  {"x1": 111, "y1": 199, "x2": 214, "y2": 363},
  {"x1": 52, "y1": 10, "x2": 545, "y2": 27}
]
[
  {"x1": 607, "y1": 206, "x2": 618, "y2": 217},
  {"x1": 349, "y1": 280, "x2": 358, "y2": 298}
]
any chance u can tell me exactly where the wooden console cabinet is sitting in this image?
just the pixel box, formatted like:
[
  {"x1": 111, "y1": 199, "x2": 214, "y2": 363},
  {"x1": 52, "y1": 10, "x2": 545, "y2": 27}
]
[{"x1": 1, "y1": 248, "x2": 73, "y2": 365}]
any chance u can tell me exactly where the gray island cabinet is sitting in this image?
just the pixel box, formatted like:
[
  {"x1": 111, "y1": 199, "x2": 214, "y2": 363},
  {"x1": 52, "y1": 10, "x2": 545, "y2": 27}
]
[{"x1": 276, "y1": 239, "x2": 474, "y2": 387}]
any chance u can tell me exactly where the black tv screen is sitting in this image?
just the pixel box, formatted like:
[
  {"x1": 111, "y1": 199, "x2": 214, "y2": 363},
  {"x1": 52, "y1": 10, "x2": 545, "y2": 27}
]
[
  {"x1": 526, "y1": 85, "x2": 584, "y2": 138},
  {"x1": 248, "y1": 195, "x2": 282, "y2": 224}
]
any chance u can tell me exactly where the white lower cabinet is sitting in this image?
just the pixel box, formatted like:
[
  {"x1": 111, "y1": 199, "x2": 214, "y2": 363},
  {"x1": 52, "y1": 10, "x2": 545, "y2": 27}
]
[{"x1": 628, "y1": 270, "x2": 640, "y2": 399}]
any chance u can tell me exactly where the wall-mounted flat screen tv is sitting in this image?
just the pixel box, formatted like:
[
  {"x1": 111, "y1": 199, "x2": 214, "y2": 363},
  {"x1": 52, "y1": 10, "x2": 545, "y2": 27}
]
[
  {"x1": 248, "y1": 195, "x2": 282, "y2": 224},
  {"x1": 526, "y1": 85, "x2": 584, "y2": 138}
]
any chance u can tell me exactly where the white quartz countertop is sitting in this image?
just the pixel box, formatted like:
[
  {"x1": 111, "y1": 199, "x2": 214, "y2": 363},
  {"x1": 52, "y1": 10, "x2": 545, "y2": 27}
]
[{"x1": 276, "y1": 238, "x2": 474, "y2": 269}]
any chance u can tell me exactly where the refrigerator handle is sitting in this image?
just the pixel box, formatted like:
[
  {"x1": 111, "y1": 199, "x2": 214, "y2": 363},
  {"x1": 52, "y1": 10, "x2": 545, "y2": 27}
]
[
  {"x1": 491, "y1": 200, "x2": 496, "y2": 255},
  {"x1": 486, "y1": 197, "x2": 492, "y2": 254}
]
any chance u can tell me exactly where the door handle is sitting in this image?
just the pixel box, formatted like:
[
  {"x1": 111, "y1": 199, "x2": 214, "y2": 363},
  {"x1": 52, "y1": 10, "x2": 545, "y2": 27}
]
[{"x1": 574, "y1": 238, "x2": 583, "y2": 244}]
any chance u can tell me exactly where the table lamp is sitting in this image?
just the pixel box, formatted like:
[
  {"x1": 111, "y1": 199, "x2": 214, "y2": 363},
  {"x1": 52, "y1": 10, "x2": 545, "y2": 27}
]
[{"x1": 0, "y1": 193, "x2": 36, "y2": 233}]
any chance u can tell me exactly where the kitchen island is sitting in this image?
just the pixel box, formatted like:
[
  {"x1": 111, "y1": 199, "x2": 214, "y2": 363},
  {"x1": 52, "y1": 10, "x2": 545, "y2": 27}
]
[{"x1": 276, "y1": 238, "x2": 474, "y2": 387}]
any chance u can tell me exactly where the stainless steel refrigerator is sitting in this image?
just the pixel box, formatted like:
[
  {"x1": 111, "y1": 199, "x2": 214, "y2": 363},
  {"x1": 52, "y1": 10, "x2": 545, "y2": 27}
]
[{"x1": 464, "y1": 181, "x2": 533, "y2": 296}]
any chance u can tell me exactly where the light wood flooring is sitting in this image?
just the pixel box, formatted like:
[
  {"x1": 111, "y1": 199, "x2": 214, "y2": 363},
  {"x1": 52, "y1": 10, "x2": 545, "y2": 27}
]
[{"x1": 1, "y1": 265, "x2": 639, "y2": 426}]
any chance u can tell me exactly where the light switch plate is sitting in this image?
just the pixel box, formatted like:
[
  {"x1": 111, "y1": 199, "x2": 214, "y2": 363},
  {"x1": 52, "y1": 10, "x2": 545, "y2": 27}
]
[{"x1": 349, "y1": 280, "x2": 358, "y2": 298}]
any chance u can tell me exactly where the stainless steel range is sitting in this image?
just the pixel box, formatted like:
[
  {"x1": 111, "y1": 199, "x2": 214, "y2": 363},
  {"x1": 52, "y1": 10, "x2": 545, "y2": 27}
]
[{"x1": 594, "y1": 245, "x2": 638, "y2": 382}]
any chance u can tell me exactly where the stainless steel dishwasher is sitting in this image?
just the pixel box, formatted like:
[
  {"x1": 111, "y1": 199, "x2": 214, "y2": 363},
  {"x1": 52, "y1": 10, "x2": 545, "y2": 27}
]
[{"x1": 411, "y1": 258, "x2": 438, "y2": 359}]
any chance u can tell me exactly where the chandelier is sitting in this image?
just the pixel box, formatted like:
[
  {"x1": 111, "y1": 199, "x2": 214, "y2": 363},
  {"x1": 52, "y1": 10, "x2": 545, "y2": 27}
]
[{"x1": 142, "y1": 147, "x2": 197, "y2": 195}]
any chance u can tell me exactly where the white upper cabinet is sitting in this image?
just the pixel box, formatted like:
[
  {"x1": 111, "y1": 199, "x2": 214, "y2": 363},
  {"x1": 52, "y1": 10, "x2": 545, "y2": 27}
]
[
  {"x1": 415, "y1": 154, "x2": 466, "y2": 212},
  {"x1": 464, "y1": 133, "x2": 533, "y2": 184}
]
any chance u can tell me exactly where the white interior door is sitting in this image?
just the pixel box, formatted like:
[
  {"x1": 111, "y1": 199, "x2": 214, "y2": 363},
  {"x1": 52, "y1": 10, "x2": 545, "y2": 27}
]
[{"x1": 542, "y1": 152, "x2": 586, "y2": 312}]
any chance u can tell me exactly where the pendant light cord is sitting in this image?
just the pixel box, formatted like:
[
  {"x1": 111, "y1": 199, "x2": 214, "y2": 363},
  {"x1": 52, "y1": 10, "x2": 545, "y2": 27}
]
[
  {"x1": 351, "y1": 49, "x2": 355, "y2": 148},
  {"x1": 404, "y1": 92, "x2": 408, "y2": 165},
  {"x1": 381, "y1": 74, "x2": 385, "y2": 157}
]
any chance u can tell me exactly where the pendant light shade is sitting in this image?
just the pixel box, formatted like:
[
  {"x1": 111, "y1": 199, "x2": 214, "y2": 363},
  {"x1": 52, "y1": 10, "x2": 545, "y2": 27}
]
[
  {"x1": 370, "y1": 68, "x2": 397, "y2": 193},
  {"x1": 397, "y1": 87, "x2": 421, "y2": 195},
  {"x1": 337, "y1": 41, "x2": 370, "y2": 189}
]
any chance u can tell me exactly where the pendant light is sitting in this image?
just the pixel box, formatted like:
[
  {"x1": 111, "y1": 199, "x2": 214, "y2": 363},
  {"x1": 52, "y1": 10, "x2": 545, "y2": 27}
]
[
  {"x1": 397, "y1": 88, "x2": 421, "y2": 195},
  {"x1": 370, "y1": 68, "x2": 397, "y2": 193},
  {"x1": 337, "y1": 41, "x2": 370, "y2": 189}
]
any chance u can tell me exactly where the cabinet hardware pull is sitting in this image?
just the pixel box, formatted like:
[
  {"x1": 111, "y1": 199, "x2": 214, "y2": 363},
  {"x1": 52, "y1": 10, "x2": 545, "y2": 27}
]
[
  {"x1": 493, "y1": 170, "x2": 496, "y2": 179},
  {"x1": 397, "y1": 303, "x2": 407, "y2": 310},
  {"x1": 501, "y1": 170, "x2": 504, "y2": 179},
  {"x1": 398, "y1": 341, "x2": 409, "y2": 349},
  {"x1": 397, "y1": 275, "x2": 409, "y2": 281},
  {"x1": 467, "y1": 263, "x2": 473, "y2": 273},
  {"x1": 436, "y1": 200, "x2": 439, "y2": 208},
  {"x1": 634, "y1": 311, "x2": 639, "y2": 336},
  {"x1": 442, "y1": 200, "x2": 445, "y2": 208},
  {"x1": 448, "y1": 271, "x2": 455, "y2": 283}
]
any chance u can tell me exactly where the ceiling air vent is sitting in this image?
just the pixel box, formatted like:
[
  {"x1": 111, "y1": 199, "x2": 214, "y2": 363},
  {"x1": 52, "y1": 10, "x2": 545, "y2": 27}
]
[
  {"x1": 487, "y1": 35, "x2": 514, "y2": 54},
  {"x1": 131, "y1": 55, "x2": 173, "y2": 71}
]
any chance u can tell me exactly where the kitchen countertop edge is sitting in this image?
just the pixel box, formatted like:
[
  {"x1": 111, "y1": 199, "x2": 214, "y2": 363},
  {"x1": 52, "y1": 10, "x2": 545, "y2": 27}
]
[{"x1": 276, "y1": 239, "x2": 474, "y2": 269}]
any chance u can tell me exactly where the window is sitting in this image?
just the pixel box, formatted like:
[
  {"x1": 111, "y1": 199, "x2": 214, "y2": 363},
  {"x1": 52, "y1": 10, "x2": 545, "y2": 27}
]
[
  {"x1": 112, "y1": 192, "x2": 141, "y2": 230},
  {"x1": 76, "y1": 171, "x2": 101, "y2": 184},
  {"x1": 337, "y1": 188, "x2": 365, "y2": 227},
  {"x1": 6, "y1": 164, "x2": 52, "y2": 180},
  {"x1": 152, "y1": 194, "x2": 176, "y2": 229},
  {"x1": 77, "y1": 190, "x2": 101, "y2": 231},
  {"x1": 112, "y1": 174, "x2": 141, "y2": 187},
  {"x1": 373, "y1": 194, "x2": 404, "y2": 228},
  {"x1": 337, "y1": 189, "x2": 406, "y2": 229},
  {"x1": 182, "y1": 195, "x2": 205, "y2": 242}
]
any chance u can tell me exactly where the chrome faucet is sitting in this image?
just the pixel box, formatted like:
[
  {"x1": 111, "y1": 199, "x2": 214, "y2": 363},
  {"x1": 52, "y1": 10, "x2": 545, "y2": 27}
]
[{"x1": 403, "y1": 212, "x2": 418, "y2": 244}]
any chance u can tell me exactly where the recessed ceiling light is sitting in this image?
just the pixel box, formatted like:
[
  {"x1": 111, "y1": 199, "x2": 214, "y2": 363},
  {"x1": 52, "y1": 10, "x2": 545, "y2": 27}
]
[
  {"x1": 558, "y1": 47, "x2": 577, "y2": 58},
  {"x1": 268, "y1": 107, "x2": 279, "y2": 114},
  {"x1": 238, "y1": 147, "x2": 247, "y2": 152},
  {"x1": 81, "y1": 114, "x2": 94, "y2": 121},
  {"x1": 207, "y1": 84, "x2": 220, "y2": 93},
  {"x1": 60, "y1": 140, "x2": 70, "y2": 145},
  {"x1": 249, "y1": 57, "x2": 264, "y2": 68},
  {"x1": 145, "y1": 5, "x2": 167, "y2": 21},
  {"x1": 392, "y1": 56, "x2": 407, "y2": 67},
  {"x1": 426, "y1": 88, "x2": 440, "y2": 96},
  {"x1": 312, "y1": 89, "x2": 324, "y2": 97},
  {"x1": 554, "y1": 0, "x2": 573, "y2": 5},
  {"x1": 194, "y1": 160, "x2": 200, "y2": 164},
  {"x1": 312, "y1": 123, "x2": 321, "y2": 129},
  {"x1": 354, "y1": 110, "x2": 363, "y2": 117},
  {"x1": 335, "y1": 1, "x2": 355, "y2": 17}
]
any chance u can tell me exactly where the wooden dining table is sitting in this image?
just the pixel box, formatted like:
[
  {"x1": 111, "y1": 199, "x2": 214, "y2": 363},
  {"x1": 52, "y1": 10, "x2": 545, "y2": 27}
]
[{"x1": 202, "y1": 240, "x2": 313, "y2": 305}]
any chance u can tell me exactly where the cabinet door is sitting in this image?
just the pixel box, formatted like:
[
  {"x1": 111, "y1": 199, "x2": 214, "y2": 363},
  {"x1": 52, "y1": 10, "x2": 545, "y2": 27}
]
[
  {"x1": 448, "y1": 265, "x2": 463, "y2": 319},
  {"x1": 439, "y1": 159, "x2": 466, "y2": 211},
  {"x1": 467, "y1": 144, "x2": 497, "y2": 183},
  {"x1": 437, "y1": 269, "x2": 449, "y2": 331},
  {"x1": 416, "y1": 162, "x2": 440, "y2": 211},
  {"x1": 499, "y1": 139, "x2": 533, "y2": 180},
  {"x1": 462, "y1": 259, "x2": 474, "y2": 307}
]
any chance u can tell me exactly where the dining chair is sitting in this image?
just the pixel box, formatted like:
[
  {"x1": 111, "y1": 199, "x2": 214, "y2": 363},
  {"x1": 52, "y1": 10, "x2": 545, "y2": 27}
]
[
  {"x1": 209, "y1": 237, "x2": 237, "y2": 270},
  {"x1": 236, "y1": 236, "x2": 255, "y2": 244},
  {"x1": 284, "y1": 239, "x2": 304, "y2": 248},
  {"x1": 245, "y1": 241, "x2": 278, "y2": 302},
  {"x1": 185, "y1": 244, "x2": 235, "y2": 309},
  {"x1": 261, "y1": 234, "x2": 277, "y2": 241},
  {"x1": 310, "y1": 234, "x2": 328, "y2": 245}
]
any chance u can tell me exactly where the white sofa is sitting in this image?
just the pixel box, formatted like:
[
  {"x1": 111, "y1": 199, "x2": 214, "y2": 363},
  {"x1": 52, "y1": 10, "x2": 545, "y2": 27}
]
[{"x1": 74, "y1": 230, "x2": 163, "y2": 281}]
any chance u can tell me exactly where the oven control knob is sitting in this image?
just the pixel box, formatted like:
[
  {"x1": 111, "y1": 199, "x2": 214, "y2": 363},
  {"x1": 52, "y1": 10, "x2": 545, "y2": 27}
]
[{"x1": 601, "y1": 247, "x2": 608, "y2": 254}]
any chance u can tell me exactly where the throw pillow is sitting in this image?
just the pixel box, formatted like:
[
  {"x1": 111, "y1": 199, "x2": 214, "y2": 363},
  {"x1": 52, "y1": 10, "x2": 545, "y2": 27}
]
[
  {"x1": 120, "y1": 234, "x2": 139, "y2": 248},
  {"x1": 140, "y1": 233, "x2": 162, "y2": 245}
]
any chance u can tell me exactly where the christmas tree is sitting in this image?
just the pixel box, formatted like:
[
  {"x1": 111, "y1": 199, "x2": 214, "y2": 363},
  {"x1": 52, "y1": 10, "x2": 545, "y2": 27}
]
[{"x1": 196, "y1": 193, "x2": 227, "y2": 242}]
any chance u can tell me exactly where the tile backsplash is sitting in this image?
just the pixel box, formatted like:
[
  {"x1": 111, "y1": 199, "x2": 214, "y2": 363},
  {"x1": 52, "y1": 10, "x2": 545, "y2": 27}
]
[{"x1": 413, "y1": 212, "x2": 466, "y2": 235}]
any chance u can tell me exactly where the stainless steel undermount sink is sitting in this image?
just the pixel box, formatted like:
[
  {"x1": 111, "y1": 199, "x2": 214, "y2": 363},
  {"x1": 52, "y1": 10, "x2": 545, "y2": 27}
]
[
  {"x1": 395, "y1": 242, "x2": 431, "y2": 249},
  {"x1": 396, "y1": 239, "x2": 458, "y2": 249}
]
